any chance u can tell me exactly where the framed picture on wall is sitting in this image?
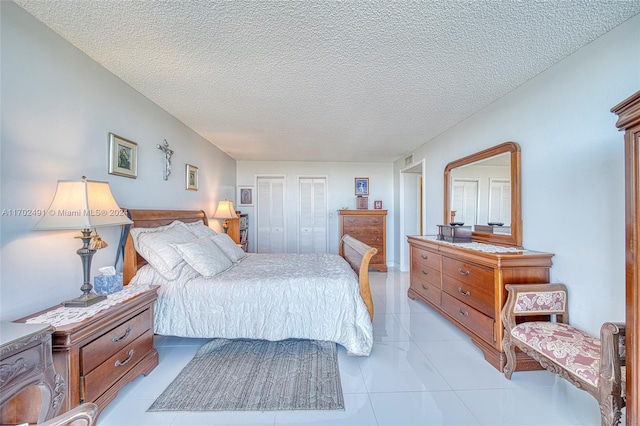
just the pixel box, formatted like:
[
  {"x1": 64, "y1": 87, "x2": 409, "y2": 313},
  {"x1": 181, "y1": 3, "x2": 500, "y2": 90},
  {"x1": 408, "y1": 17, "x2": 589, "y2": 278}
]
[
  {"x1": 108, "y1": 133, "x2": 138, "y2": 178},
  {"x1": 355, "y1": 178, "x2": 369, "y2": 196},
  {"x1": 238, "y1": 186, "x2": 254, "y2": 207},
  {"x1": 374, "y1": 200, "x2": 382, "y2": 209},
  {"x1": 186, "y1": 164, "x2": 198, "y2": 191}
]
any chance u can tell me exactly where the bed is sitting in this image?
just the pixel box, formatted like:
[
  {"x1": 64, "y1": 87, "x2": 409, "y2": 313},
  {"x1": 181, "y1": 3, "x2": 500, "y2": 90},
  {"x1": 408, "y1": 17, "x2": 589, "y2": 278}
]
[{"x1": 122, "y1": 209, "x2": 377, "y2": 355}]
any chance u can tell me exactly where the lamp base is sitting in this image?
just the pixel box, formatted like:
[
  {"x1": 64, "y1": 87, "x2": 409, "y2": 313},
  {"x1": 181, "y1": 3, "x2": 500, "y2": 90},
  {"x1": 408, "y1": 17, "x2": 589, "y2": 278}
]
[{"x1": 63, "y1": 292, "x2": 107, "y2": 308}]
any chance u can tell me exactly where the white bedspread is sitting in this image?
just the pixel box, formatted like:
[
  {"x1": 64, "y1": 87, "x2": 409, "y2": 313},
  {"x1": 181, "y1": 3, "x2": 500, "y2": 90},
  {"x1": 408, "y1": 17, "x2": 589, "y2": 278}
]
[{"x1": 129, "y1": 253, "x2": 373, "y2": 355}]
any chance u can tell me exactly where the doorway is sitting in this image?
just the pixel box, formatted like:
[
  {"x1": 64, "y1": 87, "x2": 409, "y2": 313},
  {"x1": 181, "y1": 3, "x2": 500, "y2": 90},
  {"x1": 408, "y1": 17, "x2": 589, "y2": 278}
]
[{"x1": 399, "y1": 160, "x2": 425, "y2": 271}]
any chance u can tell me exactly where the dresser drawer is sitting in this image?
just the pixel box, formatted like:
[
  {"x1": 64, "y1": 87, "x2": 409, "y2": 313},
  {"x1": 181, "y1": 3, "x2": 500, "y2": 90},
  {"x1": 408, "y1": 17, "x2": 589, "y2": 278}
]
[
  {"x1": 442, "y1": 257, "x2": 494, "y2": 286},
  {"x1": 412, "y1": 280, "x2": 442, "y2": 306},
  {"x1": 442, "y1": 275, "x2": 494, "y2": 318},
  {"x1": 342, "y1": 216, "x2": 384, "y2": 227},
  {"x1": 83, "y1": 329, "x2": 154, "y2": 402},
  {"x1": 81, "y1": 309, "x2": 152, "y2": 374},
  {"x1": 342, "y1": 227, "x2": 384, "y2": 239},
  {"x1": 411, "y1": 264, "x2": 441, "y2": 289},
  {"x1": 441, "y1": 293, "x2": 494, "y2": 344},
  {"x1": 411, "y1": 246, "x2": 441, "y2": 271}
]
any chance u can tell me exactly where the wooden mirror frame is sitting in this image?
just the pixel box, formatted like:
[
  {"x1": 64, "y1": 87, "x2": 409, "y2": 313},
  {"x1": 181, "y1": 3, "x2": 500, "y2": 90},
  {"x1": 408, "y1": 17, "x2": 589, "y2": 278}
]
[{"x1": 444, "y1": 141, "x2": 522, "y2": 247}]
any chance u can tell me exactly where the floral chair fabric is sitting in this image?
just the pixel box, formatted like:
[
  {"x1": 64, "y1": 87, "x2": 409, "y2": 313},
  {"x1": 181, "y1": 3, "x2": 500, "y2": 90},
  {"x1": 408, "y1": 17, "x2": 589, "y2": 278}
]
[
  {"x1": 513, "y1": 290, "x2": 567, "y2": 313},
  {"x1": 511, "y1": 321, "x2": 600, "y2": 387}
]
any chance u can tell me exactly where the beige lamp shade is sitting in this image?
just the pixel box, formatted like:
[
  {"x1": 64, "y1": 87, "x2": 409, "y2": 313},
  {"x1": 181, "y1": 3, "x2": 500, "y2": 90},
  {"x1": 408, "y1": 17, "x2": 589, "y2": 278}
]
[
  {"x1": 34, "y1": 178, "x2": 132, "y2": 230},
  {"x1": 213, "y1": 200, "x2": 238, "y2": 220}
]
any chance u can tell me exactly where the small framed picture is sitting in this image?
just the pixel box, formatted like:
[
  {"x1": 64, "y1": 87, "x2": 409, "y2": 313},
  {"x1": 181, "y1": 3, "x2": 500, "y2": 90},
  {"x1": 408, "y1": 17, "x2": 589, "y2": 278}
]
[
  {"x1": 186, "y1": 164, "x2": 198, "y2": 191},
  {"x1": 238, "y1": 186, "x2": 254, "y2": 207},
  {"x1": 374, "y1": 200, "x2": 383, "y2": 209},
  {"x1": 357, "y1": 196, "x2": 368, "y2": 210},
  {"x1": 355, "y1": 177, "x2": 369, "y2": 196},
  {"x1": 108, "y1": 133, "x2": 137, "y2": 178}
]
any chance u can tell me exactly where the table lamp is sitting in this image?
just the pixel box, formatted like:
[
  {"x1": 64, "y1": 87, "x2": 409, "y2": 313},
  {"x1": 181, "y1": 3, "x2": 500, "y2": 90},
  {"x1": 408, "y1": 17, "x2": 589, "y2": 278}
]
[
  {"x1": 34, "y1": 177, "x2": 133, "y2": 307},
  {"x1": 213, "y1": 200, "x2": 238, "y2": 233}
]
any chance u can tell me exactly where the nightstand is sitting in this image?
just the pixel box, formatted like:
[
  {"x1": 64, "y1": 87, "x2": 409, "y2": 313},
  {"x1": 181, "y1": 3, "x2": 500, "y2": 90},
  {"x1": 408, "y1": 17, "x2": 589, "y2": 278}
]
[{"x1": 14, "y1": 286, "x2": 159, "y2": 417}]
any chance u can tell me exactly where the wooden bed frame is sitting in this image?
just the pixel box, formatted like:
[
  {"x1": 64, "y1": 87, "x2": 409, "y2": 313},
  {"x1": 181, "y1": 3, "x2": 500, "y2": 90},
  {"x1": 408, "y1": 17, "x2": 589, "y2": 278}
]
[{"x1": 122, "y1": 209, "x2": 377, "y2": 320}]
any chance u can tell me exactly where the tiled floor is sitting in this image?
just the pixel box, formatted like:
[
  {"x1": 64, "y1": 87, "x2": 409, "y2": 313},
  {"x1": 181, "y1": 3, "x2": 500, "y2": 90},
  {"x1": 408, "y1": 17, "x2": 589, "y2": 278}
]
[{"x1": 98, "y1": 269, "x2": 615, "y2": 425}]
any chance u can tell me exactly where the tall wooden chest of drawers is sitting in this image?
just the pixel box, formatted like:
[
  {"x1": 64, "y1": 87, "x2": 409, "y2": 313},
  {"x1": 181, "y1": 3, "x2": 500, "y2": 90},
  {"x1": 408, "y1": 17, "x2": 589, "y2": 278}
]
[
  {"x1": 339, "y1": 210, "x2": 387, "y2": 272},
  {"x1": 407, "y1": 235, "x2": 553, "y2": 371}
]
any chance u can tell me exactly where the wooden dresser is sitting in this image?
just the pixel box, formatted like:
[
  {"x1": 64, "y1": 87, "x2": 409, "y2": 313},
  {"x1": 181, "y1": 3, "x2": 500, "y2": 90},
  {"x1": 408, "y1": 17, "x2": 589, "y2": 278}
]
[
  {"x1": 15, "y1": 287, "x2": 159, "y2": 417},
  {"x1": 339, "y1": 210, "x2": 387, "y2": 272},
  {"x1": 612, "y1": 91, "x2": 640, "y2": 426},
  {"x1": 407, "y1": 236, "x2": 553, "y2": 371}
]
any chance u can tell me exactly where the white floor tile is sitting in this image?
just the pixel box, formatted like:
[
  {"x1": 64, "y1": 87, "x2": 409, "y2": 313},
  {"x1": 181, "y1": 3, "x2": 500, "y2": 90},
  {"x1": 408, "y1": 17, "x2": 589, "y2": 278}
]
[
  {"x1": 359, "y1": 341, "x2": 451, "y2": 392},
  {"x1": 456, "y1": 383, "x2": 601, "y2": 425},
  {"x1": 369, "y1": 391, "x2": 480, "y2": 426},
  {"x1": 273, "y1": 393, "x2": 377, "y2": 425}
]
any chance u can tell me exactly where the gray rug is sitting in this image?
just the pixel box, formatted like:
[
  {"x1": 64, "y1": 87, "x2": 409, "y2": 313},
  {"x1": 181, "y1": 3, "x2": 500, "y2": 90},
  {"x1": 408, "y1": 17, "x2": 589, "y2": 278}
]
[{"x1": 148, "y1": 338, "x2": 344, "y2": 412}]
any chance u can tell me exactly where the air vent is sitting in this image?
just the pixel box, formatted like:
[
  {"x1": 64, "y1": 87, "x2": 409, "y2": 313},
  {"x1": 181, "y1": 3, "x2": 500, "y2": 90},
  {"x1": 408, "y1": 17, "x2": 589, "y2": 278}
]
[{"x1": 405, "y1": 155, "x2": 414, "y2": 166}]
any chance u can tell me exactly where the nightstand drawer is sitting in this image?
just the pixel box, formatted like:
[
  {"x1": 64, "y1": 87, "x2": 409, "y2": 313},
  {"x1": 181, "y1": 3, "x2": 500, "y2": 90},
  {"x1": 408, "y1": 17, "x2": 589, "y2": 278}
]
[
  {"x1": 81, "y1": 309, "x2": 152, "y2": 374},
  {"x1": 83, "y1": 329, "x2": 154, "y2": 402}
]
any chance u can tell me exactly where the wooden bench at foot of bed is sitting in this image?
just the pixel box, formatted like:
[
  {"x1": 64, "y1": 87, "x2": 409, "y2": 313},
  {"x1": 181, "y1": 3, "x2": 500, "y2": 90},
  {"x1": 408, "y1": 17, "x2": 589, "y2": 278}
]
[{"x1": 122, "y1": 209, "x2": 378, "y2": 321}]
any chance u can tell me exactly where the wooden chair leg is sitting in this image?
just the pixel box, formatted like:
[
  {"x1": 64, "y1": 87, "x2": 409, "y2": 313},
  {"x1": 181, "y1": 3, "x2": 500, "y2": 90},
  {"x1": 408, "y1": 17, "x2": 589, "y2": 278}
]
[
  {"x1": 502, "y1": 336, "x2": 517, "y2": 379},
  {"x1": 599, "y1": 396, "x2": 623, "y2": 426}
]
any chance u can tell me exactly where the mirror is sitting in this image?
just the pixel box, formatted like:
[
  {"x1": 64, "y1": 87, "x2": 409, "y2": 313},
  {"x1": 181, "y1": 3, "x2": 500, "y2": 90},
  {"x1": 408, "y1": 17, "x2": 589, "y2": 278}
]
[{"x1": 444, "y1": 142, "x2": 522, "y2": 247}]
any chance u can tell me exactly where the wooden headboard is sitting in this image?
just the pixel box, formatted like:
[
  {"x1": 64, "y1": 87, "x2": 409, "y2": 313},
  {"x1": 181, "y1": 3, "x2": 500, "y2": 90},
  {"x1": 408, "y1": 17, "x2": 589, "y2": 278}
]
[
  {"x1": 122, "y1": 209, "x2": 377, "y2": 320},
  {"x1": 123, "y1": 209, "x2": 207, "y2": 285}
]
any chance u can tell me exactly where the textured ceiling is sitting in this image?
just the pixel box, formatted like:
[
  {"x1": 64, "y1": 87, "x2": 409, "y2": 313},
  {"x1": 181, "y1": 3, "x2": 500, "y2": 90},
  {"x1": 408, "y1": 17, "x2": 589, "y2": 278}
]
[{"x1": 14, "y1": 1, "x2": 640, "y2": 162}]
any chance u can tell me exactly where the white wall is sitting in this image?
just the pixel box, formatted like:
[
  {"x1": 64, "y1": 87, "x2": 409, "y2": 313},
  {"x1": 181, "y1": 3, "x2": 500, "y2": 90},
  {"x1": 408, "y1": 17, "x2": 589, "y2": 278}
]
[
  {"x1": 237, "y1": 161, "x2": 394, "y2": 259},
  {"x1": 394, "y1": 13, "x2": 639, "y2": 335},
  {"x1": 0, "y1": 2, "x2": 237, "y2": 321}
]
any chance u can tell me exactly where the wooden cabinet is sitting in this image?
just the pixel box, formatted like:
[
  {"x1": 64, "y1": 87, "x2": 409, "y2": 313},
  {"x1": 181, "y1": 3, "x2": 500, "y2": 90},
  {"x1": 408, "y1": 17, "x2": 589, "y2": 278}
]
[
  {"x1": 339, "y1": 210, "x2": 387, "y2": 272},
  {"x1": 407, "y1": 236, "x2": 553, "y2": 371},
  {"x1": 16, "y1": 287, "x2": 159, "y2": 416},
  {"x1": 0, "y1": 323, "x2": 62, "y2": 424},
  {"x1": 612, "y1": 91, "x2": 640, "y2": 426},
  {"x1": 228, "y1": 213, "x2": 249, "y2": 252}
]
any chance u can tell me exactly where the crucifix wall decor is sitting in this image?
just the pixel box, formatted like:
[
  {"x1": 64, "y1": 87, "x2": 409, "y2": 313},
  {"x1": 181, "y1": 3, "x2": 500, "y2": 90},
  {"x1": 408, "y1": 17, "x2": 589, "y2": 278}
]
[{"x1": 156, "y1": 139, "x2": 174, "y2": 180}]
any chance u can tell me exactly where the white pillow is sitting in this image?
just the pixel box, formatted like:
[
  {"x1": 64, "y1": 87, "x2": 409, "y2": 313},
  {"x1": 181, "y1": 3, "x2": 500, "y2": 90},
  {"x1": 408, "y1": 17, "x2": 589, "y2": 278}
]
[
  {"x1": 211, "y1": 233, "x2": 247, "y2": 263},
  {"x1": 172, "y1": 237, "x2": 233, "y2": 278},
  {"x1": 130, "y1": 221, "x2": 198, "y2": 280},
  {"x1": 183, "y1": 220, "x2": 217, "y2": 238}
]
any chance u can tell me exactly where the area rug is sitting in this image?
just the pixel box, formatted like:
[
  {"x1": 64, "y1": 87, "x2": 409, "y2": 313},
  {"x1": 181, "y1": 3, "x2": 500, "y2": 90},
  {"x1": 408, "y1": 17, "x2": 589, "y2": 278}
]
[{"x1": 148, "y1": 338, "x2": 344, "y2": 411}]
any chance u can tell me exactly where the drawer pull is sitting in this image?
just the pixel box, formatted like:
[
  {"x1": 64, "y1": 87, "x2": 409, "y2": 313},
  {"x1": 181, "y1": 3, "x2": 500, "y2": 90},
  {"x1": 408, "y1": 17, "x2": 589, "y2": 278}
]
[
  {"x1": 112, "y1": 327, "x2": 132, "y2": 343},
  {"x1": 456, "y1": 307, "x2": 469, "y2": 317},
  {"x1": 457, "y1": 287, "x2": 470, "y2": 296},
  {"x1": 421, "y1": 284, "x2": 429, "y2": 291},
  {"x1": 421, "y1": 269, "x2": 429, "y2": 275},
  {"x1": 457, "y1": 267, "x2": 470, "y2": 276},
  {"x1": 115, "y1": 349, "x2": 134, "y2": 367},
  {"x1": 420, "y1": 254, "x2": 428, "y2": 260}
]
